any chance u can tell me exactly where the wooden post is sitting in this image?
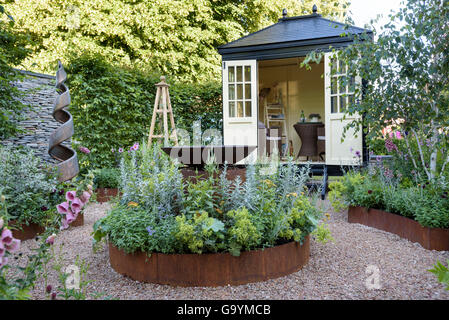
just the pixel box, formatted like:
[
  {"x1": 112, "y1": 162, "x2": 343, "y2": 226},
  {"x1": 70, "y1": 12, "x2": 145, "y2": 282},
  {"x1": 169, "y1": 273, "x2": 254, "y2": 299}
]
[{"x1": 147, "y1": 76, "x2": 178, "y2": 146}]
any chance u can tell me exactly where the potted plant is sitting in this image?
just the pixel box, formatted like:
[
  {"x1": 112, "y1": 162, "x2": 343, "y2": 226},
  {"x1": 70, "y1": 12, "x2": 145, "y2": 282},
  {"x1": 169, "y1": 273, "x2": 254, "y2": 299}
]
[
  {"x1": 0, "y1": 146, "x2": 60, "y2": 240},
  {"x1": 93, "y1": 142, "x2": 331, "y2": 286},
  {"x1": 308, "y1": 113, "x2": 321, "y2": 123},
  {"x1": 94, "y1": 168, "x2": 120, "y2": 202}
]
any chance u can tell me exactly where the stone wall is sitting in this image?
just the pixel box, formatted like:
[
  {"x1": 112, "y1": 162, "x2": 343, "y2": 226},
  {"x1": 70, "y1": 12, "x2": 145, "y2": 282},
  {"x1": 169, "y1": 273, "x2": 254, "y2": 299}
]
[{"x1": 0, "y1": 70, "x2": 70, "y2": 163}]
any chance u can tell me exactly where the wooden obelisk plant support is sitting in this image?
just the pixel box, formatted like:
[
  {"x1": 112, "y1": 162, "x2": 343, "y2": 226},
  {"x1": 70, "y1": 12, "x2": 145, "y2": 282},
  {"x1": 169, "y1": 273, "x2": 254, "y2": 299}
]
[{"x1": 148, "y1": 76, "x2": 178, "y2": 146}]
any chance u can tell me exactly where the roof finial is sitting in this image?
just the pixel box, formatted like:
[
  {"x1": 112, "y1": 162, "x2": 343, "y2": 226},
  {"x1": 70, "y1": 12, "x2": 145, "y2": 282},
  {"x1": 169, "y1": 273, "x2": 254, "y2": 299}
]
[
  {"x1": 312, "y1": 4, "x2": 318, "y2": 14},
  {"x1": 282, "y1": 8, "x2": 288, "y2": 19}
]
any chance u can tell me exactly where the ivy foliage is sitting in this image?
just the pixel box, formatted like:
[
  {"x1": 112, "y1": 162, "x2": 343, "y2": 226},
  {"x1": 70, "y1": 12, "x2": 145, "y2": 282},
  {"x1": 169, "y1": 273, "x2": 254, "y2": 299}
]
[
  {"x1": 66, "y1": 53, "x2": 222, "y2": 170},
  {"x1": 5, "y1": 0, "x2": 348, "y2": 82}
]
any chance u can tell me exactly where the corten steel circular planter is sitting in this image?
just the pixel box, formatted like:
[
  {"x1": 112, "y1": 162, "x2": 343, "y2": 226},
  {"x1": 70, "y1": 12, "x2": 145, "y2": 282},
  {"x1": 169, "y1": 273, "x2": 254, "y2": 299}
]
[
  {"x1": 10, "y1": 221, "x2": 45, "y2": 241},
  {"x1": 348, "y1": 206, "x2": 449, "y2": 251},
  {"x1": 96, "y1": 188, "x2": 120, "y2": 203},
  {"x1": 70, "y1": 213, "x2": 84, "y2": 228},
  {"x1": 108, "y1": 236, "x2": 310, "y2": 287}
]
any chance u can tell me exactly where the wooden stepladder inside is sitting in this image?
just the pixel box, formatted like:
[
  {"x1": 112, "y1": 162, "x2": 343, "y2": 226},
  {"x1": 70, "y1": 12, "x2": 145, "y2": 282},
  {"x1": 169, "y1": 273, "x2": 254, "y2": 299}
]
[{"x1": 148, "y1": 76, "x2": 178, "y2": 146}]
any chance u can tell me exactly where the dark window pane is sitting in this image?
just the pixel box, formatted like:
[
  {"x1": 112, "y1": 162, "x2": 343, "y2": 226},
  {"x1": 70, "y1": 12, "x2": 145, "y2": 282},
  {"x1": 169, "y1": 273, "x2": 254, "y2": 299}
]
[
  {"x1": 236, "y1": 66, "x2": 243, "y2": 82},
  {"x1": 339, "y1": 76, "x2": 347, "y2": 94},
  {"x1": 237, "y1": 84, "x2": 243, "y2": 99},
  {"x1": 331, "y1": 77, "x2": 337, "y2": 94},
  {"x1": 339, "y1": 60, "x2": 346, "y2": 74},
  {"x1": 245, "y1": 84, "x2": 251, "y2": 99},
  {"x1": 340, "y1": 96, "x2": 347, "y2": 112},
  {"x1": 228, "y1": 67, "x2": 235, "y2": 82},
  {"x1": 245, "y1": 101, "x2": 252, "y2": 117},
  {"x1": 228, "y1": 84, "x2": 235, "y2": 100},
  {"x1": 331, "y1": 57, "x2": 337, "y2": 74},
  {"x1": 331, "y1": 96, "x2": 338, "y2": 113},
  {"x1": 244, "y1": 66, "x2": 251, "y2": 82},
  {"x1": 348, "y1": 76, "x2": 355, "y2": 93},
  {"x1": 229, "y1": 102, "x2": 235, "y2": 117},
  {"x1": 237, "y1": 101, "x2": 243, "y2": 117}
]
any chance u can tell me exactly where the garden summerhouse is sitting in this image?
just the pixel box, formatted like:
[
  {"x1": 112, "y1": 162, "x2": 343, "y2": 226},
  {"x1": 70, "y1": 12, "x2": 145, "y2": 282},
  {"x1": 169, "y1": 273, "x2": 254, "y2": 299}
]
[{"x1": 218, "y1": 6, "x2": 373, "y2": 170}]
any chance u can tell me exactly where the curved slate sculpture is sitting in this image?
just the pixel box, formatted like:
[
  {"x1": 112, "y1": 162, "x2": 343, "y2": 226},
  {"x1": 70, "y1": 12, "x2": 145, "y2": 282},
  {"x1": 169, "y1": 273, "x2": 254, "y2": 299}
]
[{"x1": 48, "y1": 61, "x2": 79, "y2": 182}]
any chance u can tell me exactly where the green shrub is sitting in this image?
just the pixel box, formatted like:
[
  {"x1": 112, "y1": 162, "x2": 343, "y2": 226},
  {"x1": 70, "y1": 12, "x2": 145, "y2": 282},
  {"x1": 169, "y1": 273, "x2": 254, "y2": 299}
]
[
  {"x1": 0, "y1": 145, "x2": 58, "y2": 225},
  {"x1": 336, "y1": 168, "x2": 449, "y2": 229},
  {"x1": 94, "y1": 168, "x2": 120, "y2": 189},
  {"x1": 93, "y1": 142, "x2": 324, "y2": 256}
]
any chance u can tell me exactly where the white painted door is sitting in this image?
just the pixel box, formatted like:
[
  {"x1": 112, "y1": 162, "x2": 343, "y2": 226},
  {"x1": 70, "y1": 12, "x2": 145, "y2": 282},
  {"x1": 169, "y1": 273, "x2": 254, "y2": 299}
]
[
  {"x1": 324, "y1": 52, "x2": 363, "y2": 165},
  {"x1": 223, "y1": 60, "x2": 258, "y2": 163}
]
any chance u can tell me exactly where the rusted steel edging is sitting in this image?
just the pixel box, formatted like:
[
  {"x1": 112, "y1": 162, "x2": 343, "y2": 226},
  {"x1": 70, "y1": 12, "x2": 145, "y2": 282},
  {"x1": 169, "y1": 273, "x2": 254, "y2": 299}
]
[
  {"x1": 109, "y1": 236, "x2": 310, "y2": 287},
  {"x1": 348, "y1": 206, "x2": 449, "y2": 251}
]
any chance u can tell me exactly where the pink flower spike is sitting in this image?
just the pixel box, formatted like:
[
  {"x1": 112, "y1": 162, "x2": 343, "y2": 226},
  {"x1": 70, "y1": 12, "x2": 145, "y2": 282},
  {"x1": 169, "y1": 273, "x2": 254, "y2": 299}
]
[
  {"x1": 395, "y1": 131, "x2": 402, "y2": 139},
  {"x1": 0, "y1": 242, "x2": 5, "y2": 257},
  {"x1": 5, "y1": 238, "x2": 20, "y2": 253},
  {"x1": 79, "y1": 146, "x2": 91, "y2": 154},
  {"x1": 71, "y1": 198, "x2": 83, "y2": 214},
  {"x1": 1, "y1": 229, "x2": 13, "y2": 245},
  {"x1": 66, "y1": 191, "x2": 77, "y2": 202},
  {"x1": 0, "y1": 256, "x2": 8, "y2": 269},
  {"x1": 66, "y1": 211, "x2": 76, "y2": 224},
  {"x1": 46, "y1": 234, "x2": 56, "y2": 245},
  {"x1": 80, "y1": 191, "x2": 91, "y2": 205},
  {"x1": 60, "y1": 218, "x2": 69, "y2": 230},
  {"x1": 57, "y1": 201, "x2": 69, "y2": 214}
]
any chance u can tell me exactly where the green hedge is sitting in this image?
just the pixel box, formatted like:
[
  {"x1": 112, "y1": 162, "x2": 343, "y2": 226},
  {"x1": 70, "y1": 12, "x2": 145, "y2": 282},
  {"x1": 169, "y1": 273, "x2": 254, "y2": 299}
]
[{"x1": 66, "y1": 53, "x2": 222, "y2": 171}]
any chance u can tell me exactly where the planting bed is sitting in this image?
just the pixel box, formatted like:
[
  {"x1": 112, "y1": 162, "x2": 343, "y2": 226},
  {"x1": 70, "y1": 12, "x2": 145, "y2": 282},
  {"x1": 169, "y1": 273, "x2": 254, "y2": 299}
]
[
  {"x1": 348, "y1": 206, "x2": 449, "y2": 251},
  {"x1": 10, "y1": 221, "x2": 45, "y2": 241},
  {"x1": 108, "y1": 237, "x2": 310, "y2": 287},
  {"x1": 96, "y1": 188, "x2": 119, "y2": 203}
]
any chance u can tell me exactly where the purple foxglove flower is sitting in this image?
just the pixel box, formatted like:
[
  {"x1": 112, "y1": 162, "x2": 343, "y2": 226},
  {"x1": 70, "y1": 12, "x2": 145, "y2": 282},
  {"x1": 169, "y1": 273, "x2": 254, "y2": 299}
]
[
  {"x1": 66, "y1": 210, "x2": 76, "y2": 224},
  {"x1": 395, "y1": 131, "x2": 402, "y2": 139},
  {"x1": 80, "y1": 191, "x2": 91, "y2": 205},
  {"x1": 46, "y1": 234, "x2": 56, "y2": 245},
  {"x1": 0, "y1": 256, "x2": 8, "y2": 269},
  {"x1": 60, "y1": 217, "x2": 69, "y2": 230},
  {"x1": 66, "y1": 191, "x2": 77, "y2": 202},
  {"x1": 71, "y1": 197, "x2": 83, "y2": 214},
  {"x1": 1, "y1": 229, "x2": 13, "y2": 245},
  {"x1": 0, "y1": 242, "x2": 5, "y2": 257},
  {"x1": 57, "y1": 201, "x2": 70, "y2": 214},
  {"x1": 5, "y1": 238, "x2": 20, "y2": 253}
]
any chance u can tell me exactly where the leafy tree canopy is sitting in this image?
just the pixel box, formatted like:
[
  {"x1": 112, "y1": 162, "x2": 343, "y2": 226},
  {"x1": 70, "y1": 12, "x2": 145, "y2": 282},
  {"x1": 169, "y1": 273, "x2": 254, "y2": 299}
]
[{"x1": 5, "y1": 0, "x2": 348, "y2": 82}]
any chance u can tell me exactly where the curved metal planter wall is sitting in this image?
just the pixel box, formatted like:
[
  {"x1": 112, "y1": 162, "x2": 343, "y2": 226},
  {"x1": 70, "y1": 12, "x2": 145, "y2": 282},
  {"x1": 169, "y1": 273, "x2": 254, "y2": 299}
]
[{"x1": 48, "y1": 61, "x2": 79, "y2": 182}]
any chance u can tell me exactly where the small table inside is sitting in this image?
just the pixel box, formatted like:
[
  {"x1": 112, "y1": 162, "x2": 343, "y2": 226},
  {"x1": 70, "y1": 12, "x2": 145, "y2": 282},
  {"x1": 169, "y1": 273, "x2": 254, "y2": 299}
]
[{"x1": 293, "y1": 122, "x2": 324, "y2": 160}]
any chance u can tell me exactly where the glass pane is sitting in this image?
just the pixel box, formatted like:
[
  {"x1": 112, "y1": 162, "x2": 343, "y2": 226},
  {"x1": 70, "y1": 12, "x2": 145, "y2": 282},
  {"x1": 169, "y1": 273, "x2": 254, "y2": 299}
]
[
  {"x1": 339, "y1": 60, "x2": 346, "y2": 74},
  {"x1": 245, "y1": 84, "x2": 251, "y2": 99},
  {"x1": 245, "y1": 101, "x2": 252, "y2": 117},
  {"x1": 331, "y1": 57, "x2": 337, "y2": 74},
  {"x1": 228, "y1": 84, "x2": 235, "y2": 100},
  {"x1": 348, "y1": 76, "x2": 355, "y2": 93},
  {"x1": 244, "y1": 66, "x2": 251, "y2": 82},
  {"x1": 331, "y1": 96, "x2": 338, "y2": 113},
  {"x1": 237, "y1": 101, "x2": 243, "y2": 117},
  {"x1": 331, "y1": 77, "x2": 337, "y2": 94},
  {"x1": 229, "y1": 102, "x2": 235, "y2": 117},
  {"x1": 340, "y1": 96, "x2": 347, "y2": 112},
  {"x1": 236, "y1": 66, "x2": 243, "y2": 82},
  {"x1": 348, "y1": 94, "x2": 355, "y2": 107},
  {"x1": 237, "y1": 84, "x2": 243, "y2": 99},
  {"x1": 228, "y1": 67, "x2": 235, "y2": 82},
  {"x1": 339, "y1": 76, "x2": 347, "y2": 94}
]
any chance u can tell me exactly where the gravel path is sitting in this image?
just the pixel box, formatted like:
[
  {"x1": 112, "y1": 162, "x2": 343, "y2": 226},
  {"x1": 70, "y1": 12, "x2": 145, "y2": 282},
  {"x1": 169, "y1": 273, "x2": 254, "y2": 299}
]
[{"x1": 10, "y1": 201, "x2": 449, "y2": 300}]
